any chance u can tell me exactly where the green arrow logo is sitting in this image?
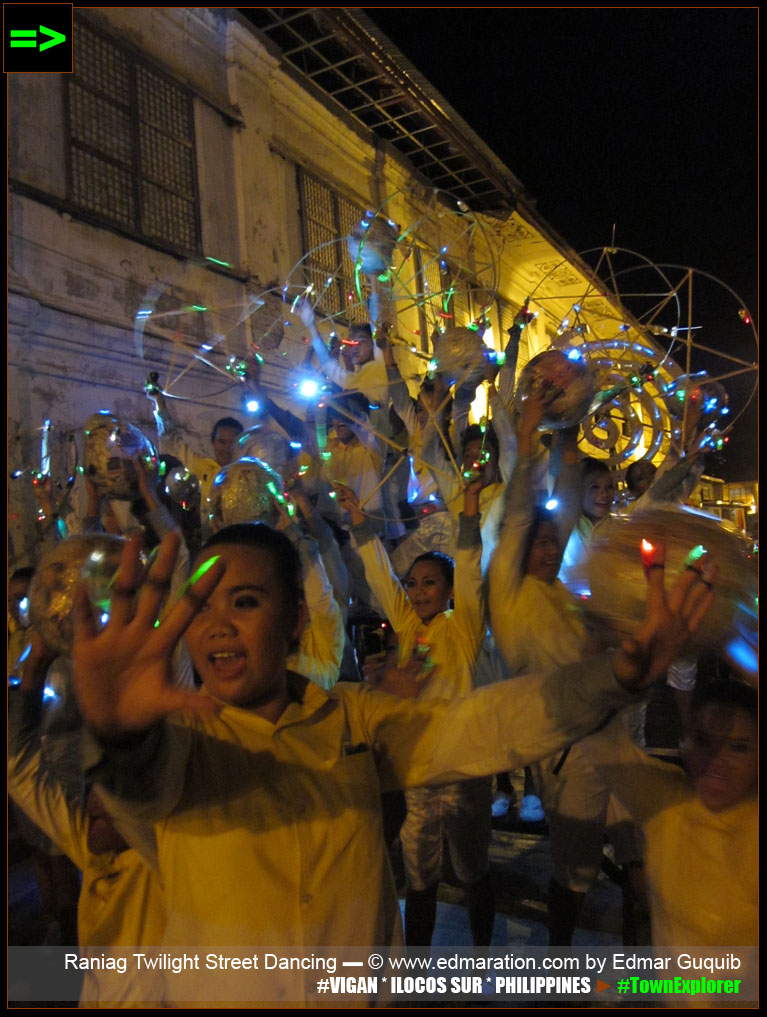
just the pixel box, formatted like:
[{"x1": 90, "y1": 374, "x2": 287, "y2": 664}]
[
  {"x1": 9, "y1": 25, "x2": 67, "y2": 51},
  {"x1": 39, "y1": 25, "x2": 67, "y2": 51},
  {"x1": 9, "y1": 30, "x2": 37, "y2": 48}
]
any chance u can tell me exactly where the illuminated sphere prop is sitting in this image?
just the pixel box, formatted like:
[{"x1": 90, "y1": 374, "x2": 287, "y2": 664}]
[
  {"x1": 432, "y1": 326, "x2": 488, "y2": 386},
  {"x1": 514, "y1": 349, "x2": 596, "y2": 430},
  {"x1": 346, "y1": 216, "x2": 398, "y2": 276},
  {"x1": 207, "y1": 457, "x2": 284, "y2": 528},
  {"x1": 582, "y1": 505, "x2": 758, "y2": 663},
  {"x1": 661, "y1": 372, "x2": 729, "y2": 423},
  {"x1": 28, "y1": 534, "x2": 125, "y2": 656},
  {"x1": 163, "y1": 464, "x2": 201, "y2": 510},
  {"x1": 84, "y1": 414, "x2": 157, "y2": 499},
  {"x1": 238, "y1": 427, "x2": 296, "y2": 484}
]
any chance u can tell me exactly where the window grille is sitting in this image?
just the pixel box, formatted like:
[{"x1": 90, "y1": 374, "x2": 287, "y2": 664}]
[
  {"x1": 298, "y1": 169, "x2": 369, "y2": 324},
  {"x1": 68, "y1": 19, "x2": 201, "y2": 254}
]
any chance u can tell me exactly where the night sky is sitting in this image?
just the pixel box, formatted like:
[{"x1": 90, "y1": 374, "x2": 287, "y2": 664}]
[{"x1": 363, "y1": 8, "x2": 758, "y2": 479}]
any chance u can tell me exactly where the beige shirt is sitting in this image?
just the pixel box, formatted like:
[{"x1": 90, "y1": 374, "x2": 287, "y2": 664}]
[
  {"x1": 353, "y1": 517, "x2": 485, "y2": 701},
  {"x1": 90, "y1": 658, "x2": 639, "y2": 1005},
  {"x1": 584, "y1": 717, "x2": 757, "y2": 949},
  {"x1": 8, "y1": 690, "x2": 166, "y2": 1006}
]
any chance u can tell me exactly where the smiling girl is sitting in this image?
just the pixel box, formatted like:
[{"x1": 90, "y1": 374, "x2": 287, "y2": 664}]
[
  {"x1": 583, "y1": 679, "x2": 757, "y2": 948},
  {"x1": 488, "y1": 389, "x2": 642, "y2": 945},
  {"x1": 71, "y1": 520, "x2": 714, "y2": 1004},
  {"x1": 335, "y1": 477, "x2": 494, "y2": 948}
]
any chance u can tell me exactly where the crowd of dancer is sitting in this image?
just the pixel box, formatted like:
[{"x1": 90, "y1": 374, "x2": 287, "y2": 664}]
[{"x1": 8, "y1": 304, "x2": 757, "y2": 1006}]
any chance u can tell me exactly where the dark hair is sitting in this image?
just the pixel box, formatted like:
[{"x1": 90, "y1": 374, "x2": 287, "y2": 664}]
[
  {"x1": 327, "y1": 391, "x2": 370, "y2": 423},
  {"x1": 521, "y1": 505, "x2": 560, "y2": 576},
  {"x1": 418, "y1": 379, "x2": 454, "y2": 409},
  {"x1": 690, "y1": 679, "x2": 757, "y2": 726},
  {"x1": 461, "y1": 422, "x2": 499, "y2": 460},
  {"x1": 211, "y1": 417, "x2": 244, "y2": 442},
  {"x1": 10, "y1": 566, "x2": 35, "y2": 583},
  {"x1": 625, "y1": 459, "x2": 657, "y2": 496},
  {"x1": 201, "y1": 523, "x2": 304, "y2": 608},
  {"x1": 580, "y1": 456, "x2": 611, "y2": 480},
  {"x1": 416, "y1": 385, "x2": 454, "y2": 438},
  {"x1": 406, "y1": 550, "x2": 454, "y2": 588},
  {"x1": 348, "y1": 323, "x2": 373, "y2": 341}
]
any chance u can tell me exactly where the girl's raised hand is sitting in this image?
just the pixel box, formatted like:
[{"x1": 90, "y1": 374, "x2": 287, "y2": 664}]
[
  {"x1": 612, "y1": 544, "x2": 716, "y2": 691},
  {"x1": 72, "y1": 532, "x2": 225, "y2": 738}
]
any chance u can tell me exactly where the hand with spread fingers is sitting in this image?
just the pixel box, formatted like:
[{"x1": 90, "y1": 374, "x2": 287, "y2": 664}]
[
  {"x1": 72, "y1": 531, "x2": 225, "y2": 738},
  {"x1": 612, "y1": 544, "x2": 716, "y2": 691}
]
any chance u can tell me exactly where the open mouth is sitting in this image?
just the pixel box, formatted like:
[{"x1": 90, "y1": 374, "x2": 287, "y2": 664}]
[
  {"x1": 698, "y1": 772, "x2": 732, "y2": 801},
  {"x1": 702, "y1": 770, "x2": 728, "y2": 784},
  {"x1": 208, "y1": 650, "x2": 246, "y2": 678}
]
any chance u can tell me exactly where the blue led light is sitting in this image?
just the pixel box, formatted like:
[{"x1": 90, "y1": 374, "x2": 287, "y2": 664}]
[
  {"x1": 726, "y1": 637, "x2": 758, "y2": 676},
  {"x1": 299, "y1": 379, "x2": 319, "y2": 398},
  {"x1": 245, "y1": 399, "x2": 260, "y2": 413},
  {"x1": 545, "y1": 498, "x2": 559, "y2": 511}
]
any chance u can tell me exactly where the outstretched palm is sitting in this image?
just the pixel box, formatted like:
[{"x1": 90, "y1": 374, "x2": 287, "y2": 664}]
[
  {"x1": 613, "y1": 547, "x2": 716, "y2": 691},
  {"x1": 72, "y1": 533, "x2": 225, "y2": 738}
]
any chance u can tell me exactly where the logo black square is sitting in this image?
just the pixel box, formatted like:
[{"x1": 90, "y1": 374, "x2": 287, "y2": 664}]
[{"x1": 4, "y1": 4, "x2": 73, "y2": 73}]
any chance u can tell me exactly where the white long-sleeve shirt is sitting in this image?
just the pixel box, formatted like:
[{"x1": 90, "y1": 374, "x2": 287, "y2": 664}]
[
  {"x1": 86, "y1": 655, "x2": 643, "y2": 1007},
  {"x1": 351, "y1": 513, "x2": 485, "y2": 701}
]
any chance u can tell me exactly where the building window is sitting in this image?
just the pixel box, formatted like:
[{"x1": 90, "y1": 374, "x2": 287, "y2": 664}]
[
  {"x1": 297, "y1": 168, "x2": 369, "y2": 324},
  {"x1": 67, "y1": 19, "x2": 201, "y2": 254},
  {"x1": 727, "y1": 486, "x2": 748, "y2": 502}
]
